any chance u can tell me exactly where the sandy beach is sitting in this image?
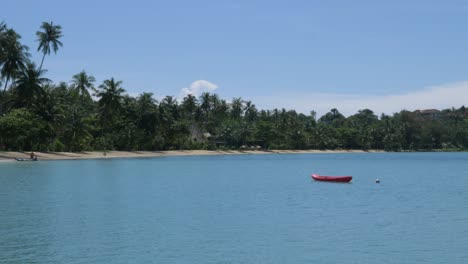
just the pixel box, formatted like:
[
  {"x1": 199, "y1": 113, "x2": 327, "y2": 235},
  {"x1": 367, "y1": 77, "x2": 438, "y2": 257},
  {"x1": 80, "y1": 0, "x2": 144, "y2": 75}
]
[{"x1": 0, "y1": 149, "x2": 382, "y2": 163}]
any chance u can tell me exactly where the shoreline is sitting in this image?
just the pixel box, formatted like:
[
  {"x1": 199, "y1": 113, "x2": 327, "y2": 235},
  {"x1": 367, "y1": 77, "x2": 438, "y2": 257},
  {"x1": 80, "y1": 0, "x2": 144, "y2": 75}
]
[{"x1": 0, "y1": 149, "x2": 384, "y2": 163}]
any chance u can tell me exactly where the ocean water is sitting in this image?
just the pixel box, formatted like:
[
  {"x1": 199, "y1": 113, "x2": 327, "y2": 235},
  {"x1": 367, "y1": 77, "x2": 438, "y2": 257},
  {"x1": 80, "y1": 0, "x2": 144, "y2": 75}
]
[{"x1": 0, "y1": 153, "x2": 467, "y2": 264}]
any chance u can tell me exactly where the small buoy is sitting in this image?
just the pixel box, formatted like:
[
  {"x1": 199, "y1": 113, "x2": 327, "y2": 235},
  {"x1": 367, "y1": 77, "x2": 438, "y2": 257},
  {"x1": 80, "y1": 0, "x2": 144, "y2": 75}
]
[{"x1": 375, "y1": 179, "x2": 380, "y2": 183}]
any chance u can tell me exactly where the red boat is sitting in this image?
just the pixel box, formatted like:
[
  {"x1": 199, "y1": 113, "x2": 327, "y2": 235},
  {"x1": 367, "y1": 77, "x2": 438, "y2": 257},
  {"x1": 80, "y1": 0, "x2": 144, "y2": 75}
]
[{"x1": 311, "y1": 174, "x2": 352, "y2": 183}]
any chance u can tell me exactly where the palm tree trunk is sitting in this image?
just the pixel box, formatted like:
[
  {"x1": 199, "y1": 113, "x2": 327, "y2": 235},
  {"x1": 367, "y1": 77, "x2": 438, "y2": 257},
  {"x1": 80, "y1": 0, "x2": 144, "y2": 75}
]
[
  {"x1": 38, "y1": 53, "x2": 46, "y2": 72},
  {"x1": 3, "y1": 75, "x2": 10, "y2": 93}
]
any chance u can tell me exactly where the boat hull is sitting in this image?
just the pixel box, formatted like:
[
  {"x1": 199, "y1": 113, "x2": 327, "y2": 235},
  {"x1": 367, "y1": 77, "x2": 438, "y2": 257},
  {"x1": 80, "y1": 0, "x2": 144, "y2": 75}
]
[
  {"x1": 311, "y1": 174, "x2": 352, "y2": 183},
  {"x1": 15, "y1": 158, "x2": 37, "y2": 162}
]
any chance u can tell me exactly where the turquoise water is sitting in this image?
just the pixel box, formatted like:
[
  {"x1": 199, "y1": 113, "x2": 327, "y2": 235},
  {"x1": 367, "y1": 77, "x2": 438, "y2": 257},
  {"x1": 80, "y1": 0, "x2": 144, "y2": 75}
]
[{"x1": 1, "y1": 153, "x2": 467, "y2": 263}]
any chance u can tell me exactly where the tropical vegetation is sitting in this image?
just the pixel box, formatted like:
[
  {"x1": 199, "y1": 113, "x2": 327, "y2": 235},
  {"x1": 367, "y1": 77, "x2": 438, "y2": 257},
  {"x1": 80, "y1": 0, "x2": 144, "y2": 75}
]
[{"x1": 1, "y1": 21, "x2": 467, "y2": 152}]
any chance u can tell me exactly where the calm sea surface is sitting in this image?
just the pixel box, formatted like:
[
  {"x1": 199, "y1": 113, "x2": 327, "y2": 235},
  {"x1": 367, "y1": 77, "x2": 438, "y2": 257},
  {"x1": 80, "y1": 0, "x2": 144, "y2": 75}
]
[{"x1": 1, "y1": 153, "x2": 467, "y2": 263}]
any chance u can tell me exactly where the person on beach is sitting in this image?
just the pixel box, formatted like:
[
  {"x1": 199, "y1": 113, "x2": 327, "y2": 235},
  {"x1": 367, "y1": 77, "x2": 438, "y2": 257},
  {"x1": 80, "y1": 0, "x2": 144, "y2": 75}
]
[{"x1": 30, "y1": 152, "x2": 37, "y2": 161}]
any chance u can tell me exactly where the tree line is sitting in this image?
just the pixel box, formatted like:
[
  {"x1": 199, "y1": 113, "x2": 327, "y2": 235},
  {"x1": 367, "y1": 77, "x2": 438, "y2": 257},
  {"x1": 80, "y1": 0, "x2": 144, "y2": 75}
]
[{"x1": 1, "y1": 21, "x2": 467, "y2": 152}]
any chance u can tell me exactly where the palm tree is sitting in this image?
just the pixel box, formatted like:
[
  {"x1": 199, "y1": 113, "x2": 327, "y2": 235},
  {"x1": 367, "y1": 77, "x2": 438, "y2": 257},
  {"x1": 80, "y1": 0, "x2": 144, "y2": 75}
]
[
  {"x1": 64, "y1": 104, "x2": 93, "y2": 151},
  {"x1": 180, "y1": 94, "x2": 198, "y2": 119},
  {"x1": 136, "y1": 93, "x2": 157, "y2": 114},
  {"x1": 32, "y1": 84, "x2": 65, "y2": 149},
  {"x1": 36, "y1": 21, "x2": 63, "y2": 72},
  {"x1": 0, "y1": 29, "x2": 30, "y2": 92},
  {"x1": 136, "y1": 92, "x2": 158, "y2": 134},
  {"x1": 0, "y1": 21, "x2": 7, "y2": 50},
  {"x1": 159, "y1": 96, "x2": 179, "y2": 121},
  {"x1": 70, "y1": 70, "x2": 95, "y2": 101},
  {"x1": 0, "y1": 21, "x2": 6, "y2": 89},
  {"x1": 0, "y1": 21, "x2": 7, "y2": 49},
  {"x1": 95, "y1": 78, "x2": 125, "y2": 128},
  {"x1": 230, "y1": 97, "x2": 244, "y2": 120},
  {"x1": 244, "y1": 101, "x2": 257, "y2": 123},
  {"x1": 0, "y1": 21, "x2": 6, "y2": 33},
  {"x1": 13, "y1": 62, "x2": 50, "y2": 107}
]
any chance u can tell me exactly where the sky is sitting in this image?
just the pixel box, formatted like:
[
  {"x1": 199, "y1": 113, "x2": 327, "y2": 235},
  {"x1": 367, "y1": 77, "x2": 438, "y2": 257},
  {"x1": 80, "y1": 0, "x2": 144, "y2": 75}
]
[{"x1": 2, "y1": 0, "x2": 468, "y2": 116}]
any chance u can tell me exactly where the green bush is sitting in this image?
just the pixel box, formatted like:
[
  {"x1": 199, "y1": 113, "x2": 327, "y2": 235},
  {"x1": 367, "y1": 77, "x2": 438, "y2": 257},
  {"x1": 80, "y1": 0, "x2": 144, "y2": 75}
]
[{"x1": 50, "y1": 139, "x2": 65, "y2": 152}]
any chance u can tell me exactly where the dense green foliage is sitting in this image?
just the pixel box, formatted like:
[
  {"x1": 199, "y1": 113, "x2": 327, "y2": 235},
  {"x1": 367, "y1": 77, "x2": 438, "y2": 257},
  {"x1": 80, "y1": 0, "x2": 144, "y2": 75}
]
[{"x1": 1, "y1": 21, "x2": 467, "y2": 151}]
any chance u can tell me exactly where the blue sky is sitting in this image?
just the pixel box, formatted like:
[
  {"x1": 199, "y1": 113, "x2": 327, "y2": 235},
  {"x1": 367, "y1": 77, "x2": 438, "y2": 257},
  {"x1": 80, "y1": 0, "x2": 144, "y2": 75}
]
[{"x1": 3, "y1": 0, "x2": 468, "y2": 115}]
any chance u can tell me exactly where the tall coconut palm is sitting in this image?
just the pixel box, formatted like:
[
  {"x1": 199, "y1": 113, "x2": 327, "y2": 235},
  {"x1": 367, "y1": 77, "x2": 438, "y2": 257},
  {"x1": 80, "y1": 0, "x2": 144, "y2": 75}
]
[
  {"x1": 135, "y1": 92, "x2": 158, "y2": 134},
  {"x1": 70, "y1": 70, "x2": 95, "y2": 101},
  {"x1": 0, "y1": 21, "x2": 7, "y2": 48},
  {"x1": 0, "y1": 21, "x2": 7, "y2": 50},
  {"x1": 230, "y1": 97, "x2": 244, "y2": 120},
  {"x1": 0, "y1": 29, "x2": 30, "y2": 92},
  {"x1": 95, "y1": 78, "x2": 125, "y2": 128},
  {"x1": 0, "y1": 21, "x2": 6, "y2": 32},
  {"x1": 32, "y1": 84, "x2": 65, "y2": 149},
  {"x1": 65, "y1": 106, "x2": 93, "y2": 151},
  {"x1": 0, "y1": 21, "x2": 6, "y2": 88},
  {"x1": 36, "y1": 21, "x2": 63, "y2": 72},
  {"x1": 136, "y1": 93, "x2": 157, "y2": 117},
  {"x1": 244, "y1": 101, "x2": 258, "y2": 123},
  {"x1": 180, "y1": 94, "x2": 198, "y2": 119},
  {"x1": 13, "y1": 62, "x2": 50, "y2": 107},
  {"x1": 200, "y1": 92, "x2": 212, "y2": 114}
]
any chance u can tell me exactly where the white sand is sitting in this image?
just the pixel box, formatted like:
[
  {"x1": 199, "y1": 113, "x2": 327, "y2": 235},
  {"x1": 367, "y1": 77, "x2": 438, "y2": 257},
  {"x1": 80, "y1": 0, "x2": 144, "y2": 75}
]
[{"x1": 0, "y1": 149, "x2": 382, "y2": 163}]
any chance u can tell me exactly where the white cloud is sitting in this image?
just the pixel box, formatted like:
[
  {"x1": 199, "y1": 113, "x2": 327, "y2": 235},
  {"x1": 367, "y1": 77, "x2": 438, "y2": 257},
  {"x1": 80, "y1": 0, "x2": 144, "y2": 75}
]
[
  {"x1": 252, "y1": 81, "x2": 468, "y2": 117},
  {"x1": 180, "y1": 80, "x2": 218, "y2": 98},
  {"x1": 127, "y1": 92, "x2": 142, "y2": 98}
]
